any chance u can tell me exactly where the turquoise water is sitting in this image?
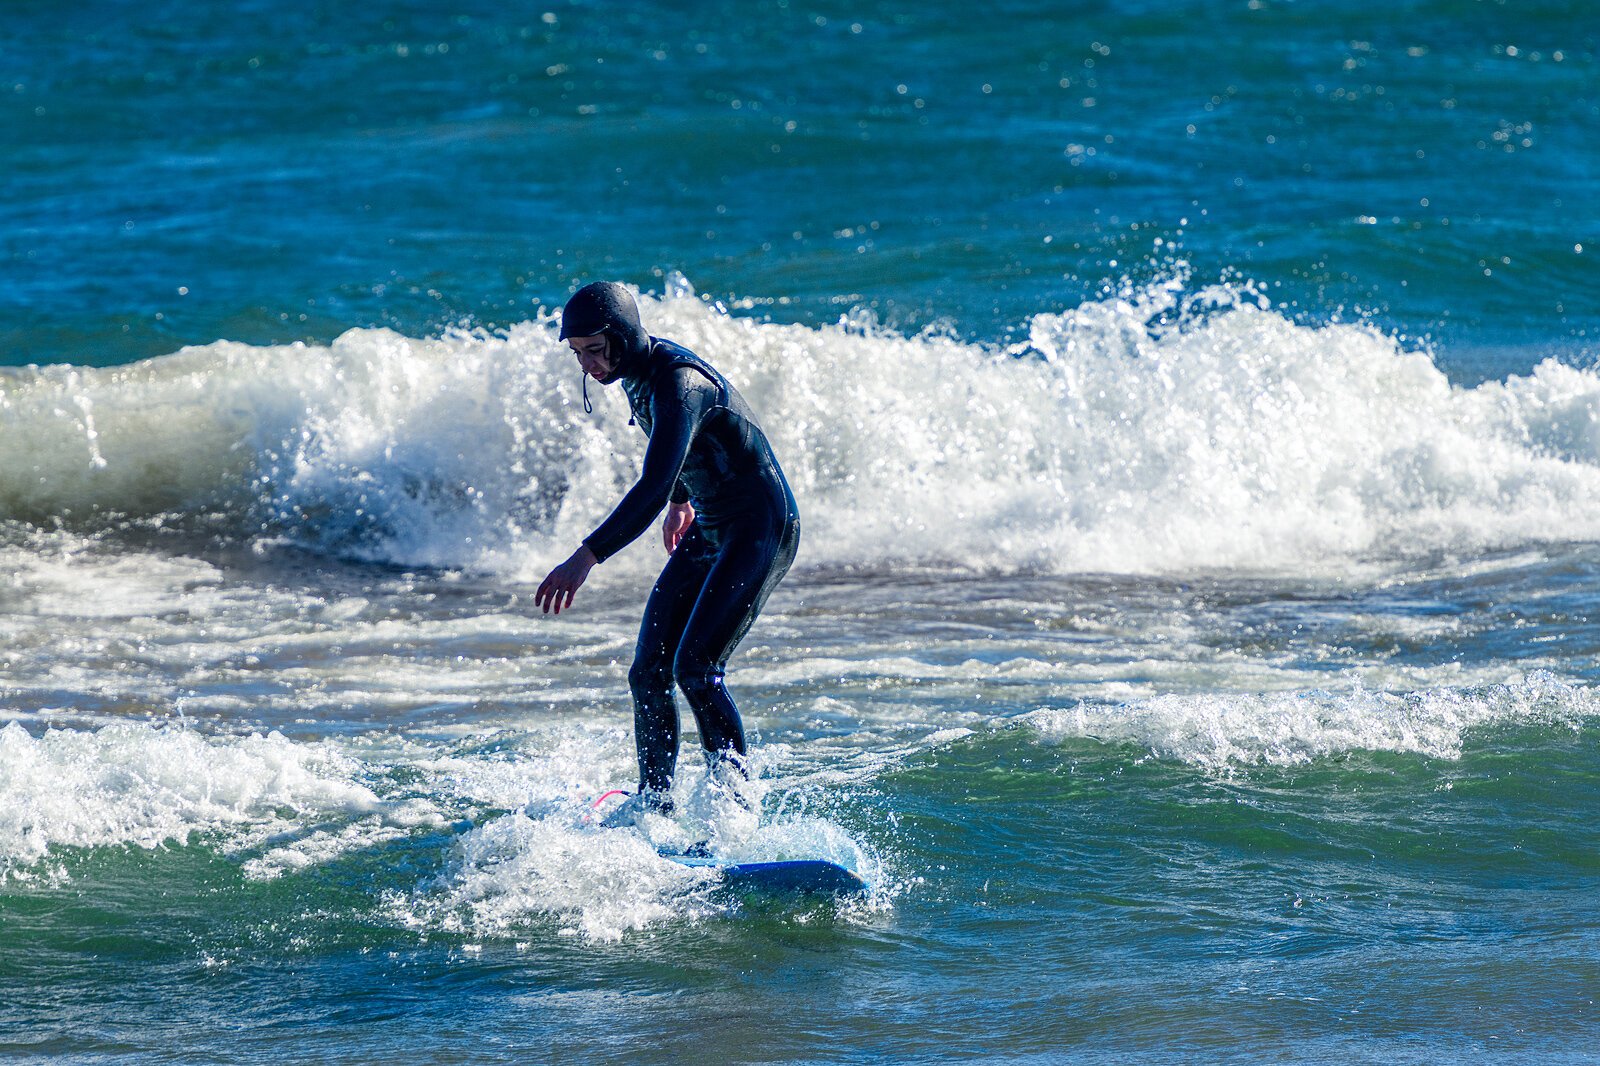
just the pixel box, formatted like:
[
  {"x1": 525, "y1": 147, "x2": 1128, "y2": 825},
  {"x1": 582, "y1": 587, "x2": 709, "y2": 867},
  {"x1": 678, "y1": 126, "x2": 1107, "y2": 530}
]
[
  {"x1": 7, "y1": 0, "x2": 1594, "y2": 371},
  {"x1": 4, "y1": 2, "x2": 1600, "y2": 1062}
]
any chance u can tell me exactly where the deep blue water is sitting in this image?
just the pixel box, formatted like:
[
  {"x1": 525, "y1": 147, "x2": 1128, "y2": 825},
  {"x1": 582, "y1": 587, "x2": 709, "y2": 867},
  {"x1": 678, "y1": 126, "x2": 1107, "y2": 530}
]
[
  {"x1": 5, "y1": 0, "x2": 1595, "y2": 374},
  {"x1": 4, "y1": 3, "x2": 1600, "y2": 1063}
]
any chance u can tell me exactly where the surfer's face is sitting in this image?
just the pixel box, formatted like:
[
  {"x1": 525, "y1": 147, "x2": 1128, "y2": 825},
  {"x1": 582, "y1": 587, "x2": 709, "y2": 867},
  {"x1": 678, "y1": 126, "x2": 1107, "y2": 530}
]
[{"x1": 568, "y1": 334, "x2": 614, "y2": 381}]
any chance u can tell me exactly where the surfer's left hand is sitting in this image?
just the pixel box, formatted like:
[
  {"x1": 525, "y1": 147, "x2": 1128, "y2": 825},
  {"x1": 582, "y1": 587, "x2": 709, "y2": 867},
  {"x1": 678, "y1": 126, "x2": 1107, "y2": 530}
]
[{"x1": 662, "y1": 502, "x2": 695, "y2": 554}]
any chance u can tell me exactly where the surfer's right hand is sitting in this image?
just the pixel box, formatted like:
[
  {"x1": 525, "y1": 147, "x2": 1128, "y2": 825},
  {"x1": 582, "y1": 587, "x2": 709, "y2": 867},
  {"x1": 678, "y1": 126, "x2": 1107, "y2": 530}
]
[{"x1": 536, "y1": 545, "x2": 598, "y2": 615}]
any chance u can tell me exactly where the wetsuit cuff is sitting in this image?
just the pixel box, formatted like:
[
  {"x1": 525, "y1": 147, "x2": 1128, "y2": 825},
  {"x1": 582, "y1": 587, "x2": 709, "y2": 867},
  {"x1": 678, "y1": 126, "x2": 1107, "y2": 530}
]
[{"x1": 581, "y1": 537, "x2": 612, "y2": 565}]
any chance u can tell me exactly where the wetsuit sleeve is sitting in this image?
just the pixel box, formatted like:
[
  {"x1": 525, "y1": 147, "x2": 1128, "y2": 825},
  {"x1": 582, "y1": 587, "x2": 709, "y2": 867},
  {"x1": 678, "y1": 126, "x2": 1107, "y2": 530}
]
[{"x1": 583, "y1": 368, "x2": 711, "y2": 563}]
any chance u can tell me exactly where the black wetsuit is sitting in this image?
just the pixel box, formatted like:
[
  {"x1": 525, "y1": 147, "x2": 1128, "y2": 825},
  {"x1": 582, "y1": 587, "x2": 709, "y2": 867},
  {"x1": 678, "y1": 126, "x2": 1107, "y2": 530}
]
[{"x1": 562, "y1": 283, "x2": 799, "y2": 797}]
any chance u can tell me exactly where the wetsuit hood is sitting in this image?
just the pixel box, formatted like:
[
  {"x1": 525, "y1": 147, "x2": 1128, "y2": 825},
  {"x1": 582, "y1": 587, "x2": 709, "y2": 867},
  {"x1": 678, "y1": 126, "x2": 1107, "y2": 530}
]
[{"x1": 560, "y1": 282, "x2": 651, "y2": 384}]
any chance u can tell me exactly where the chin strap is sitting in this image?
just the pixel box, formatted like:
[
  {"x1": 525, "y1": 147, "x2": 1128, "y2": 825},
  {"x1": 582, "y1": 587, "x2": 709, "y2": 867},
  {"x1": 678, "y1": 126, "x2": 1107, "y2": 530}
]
[{"x1": 580, "y1": 367, "x2": 636, "y2": 425}]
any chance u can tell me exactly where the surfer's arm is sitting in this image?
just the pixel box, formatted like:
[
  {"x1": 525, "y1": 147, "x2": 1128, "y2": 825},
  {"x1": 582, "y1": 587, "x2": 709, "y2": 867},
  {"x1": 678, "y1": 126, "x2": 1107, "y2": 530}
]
[
  {"x1": 582, "y1": 367, "x2": 704, "y2": 563},
  {"x1": 538, "y1": 370, "x2": 703, "y2": 611}
]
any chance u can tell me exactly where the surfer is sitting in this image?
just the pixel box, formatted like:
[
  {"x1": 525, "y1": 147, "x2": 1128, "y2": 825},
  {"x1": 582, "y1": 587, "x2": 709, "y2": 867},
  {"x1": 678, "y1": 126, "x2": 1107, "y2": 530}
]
[{"x1": 535, "y1": 282, "x2": 800, "y2": 827}]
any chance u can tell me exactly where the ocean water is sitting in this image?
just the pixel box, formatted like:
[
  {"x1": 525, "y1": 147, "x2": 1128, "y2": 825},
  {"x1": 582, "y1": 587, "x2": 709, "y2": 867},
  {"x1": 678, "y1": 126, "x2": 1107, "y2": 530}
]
[{"x1": 4, "y1": 2, "x2": 1600, "y2": 1062}]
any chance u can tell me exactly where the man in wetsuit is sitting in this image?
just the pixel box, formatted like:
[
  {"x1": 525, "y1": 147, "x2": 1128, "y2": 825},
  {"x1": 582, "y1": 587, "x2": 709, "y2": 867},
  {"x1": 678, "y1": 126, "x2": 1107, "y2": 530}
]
[{"x1": 535, "y1": 282, "x2": 800, "y2": 826}]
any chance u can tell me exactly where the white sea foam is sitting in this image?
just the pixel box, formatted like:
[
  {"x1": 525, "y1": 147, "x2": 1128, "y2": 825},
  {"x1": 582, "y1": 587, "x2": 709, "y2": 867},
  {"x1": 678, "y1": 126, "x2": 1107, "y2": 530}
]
[
  {"x1": 391, "y1": 733, "x2": 889, "y2": 942},
  {"x1": 395, "y1": 810, "x2": 719, "y2": 943},
  {"x1": 0, "y1": 721, "x2": 382, "y2": 877},
  {"x1": 4, "y1": 275, "x2": 1600, "y2": 575},
  {"x1": 1022, "y1": 671, "x2": 1598, "y2": 769},
  {"x1": 394, "y1": 793, "x2": 890, "y2": 943},
  {"x1": 0, "y1": 714, "x2": 886, "y2": 937}
]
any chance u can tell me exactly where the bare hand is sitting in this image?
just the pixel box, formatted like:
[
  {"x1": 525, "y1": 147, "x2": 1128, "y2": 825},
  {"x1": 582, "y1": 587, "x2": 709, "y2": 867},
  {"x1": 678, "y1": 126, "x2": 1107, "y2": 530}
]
[
  {"x1": 662, "y1": 502, "x2": 695, "y2": 554},
  {"x1": 536, "y1": 545, "x2": 598, "y2": 615}
]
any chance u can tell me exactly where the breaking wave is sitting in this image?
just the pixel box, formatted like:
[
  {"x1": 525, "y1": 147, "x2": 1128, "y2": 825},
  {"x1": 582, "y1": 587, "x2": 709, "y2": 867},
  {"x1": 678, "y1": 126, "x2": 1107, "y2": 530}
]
[{"x1": 5, "y1": 273, "x2": 1600, "y2": 576}]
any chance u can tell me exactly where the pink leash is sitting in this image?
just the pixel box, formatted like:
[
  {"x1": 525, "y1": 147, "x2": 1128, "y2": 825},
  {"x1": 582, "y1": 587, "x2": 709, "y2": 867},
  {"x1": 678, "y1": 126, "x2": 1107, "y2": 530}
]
[{"x1": 582, "y1": 788, "x2": 631, "y2": 826}]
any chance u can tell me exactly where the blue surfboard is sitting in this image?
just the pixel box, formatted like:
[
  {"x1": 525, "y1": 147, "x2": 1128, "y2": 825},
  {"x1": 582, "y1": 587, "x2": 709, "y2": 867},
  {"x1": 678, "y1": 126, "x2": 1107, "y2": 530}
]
[{"x1": 667, "y1": 854, "x2": 869, "y2": 895}]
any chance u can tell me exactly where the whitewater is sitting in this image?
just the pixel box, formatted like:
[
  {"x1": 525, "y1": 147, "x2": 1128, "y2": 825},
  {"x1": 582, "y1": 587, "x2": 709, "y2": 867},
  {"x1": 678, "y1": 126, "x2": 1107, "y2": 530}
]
[{"x1": 7, "y1": 275, "x2": 1600, "y2": 578}]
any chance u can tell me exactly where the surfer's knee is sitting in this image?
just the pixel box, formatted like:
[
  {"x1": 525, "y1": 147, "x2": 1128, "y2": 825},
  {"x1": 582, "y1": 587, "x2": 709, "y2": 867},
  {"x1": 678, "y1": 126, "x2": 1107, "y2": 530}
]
[
  {"x1": 671, "y1": 651, "x2": 723, "y2": 707},
  {"x1": 628, "y1": 654, "x2": 673, "y2": 700}
]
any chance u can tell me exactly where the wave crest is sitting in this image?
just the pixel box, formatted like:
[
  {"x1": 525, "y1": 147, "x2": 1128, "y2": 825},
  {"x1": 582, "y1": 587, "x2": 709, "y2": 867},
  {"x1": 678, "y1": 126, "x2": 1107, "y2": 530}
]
[{"x1": 5, "y1": 276, "x2": 1600, "y2": 574}]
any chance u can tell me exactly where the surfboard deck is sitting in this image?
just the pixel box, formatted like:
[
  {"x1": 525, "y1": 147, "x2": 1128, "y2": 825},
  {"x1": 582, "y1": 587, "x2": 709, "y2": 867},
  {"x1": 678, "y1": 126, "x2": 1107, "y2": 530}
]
[{"x1": 666, "y1": 854, "x2": 869, "y2": 895}]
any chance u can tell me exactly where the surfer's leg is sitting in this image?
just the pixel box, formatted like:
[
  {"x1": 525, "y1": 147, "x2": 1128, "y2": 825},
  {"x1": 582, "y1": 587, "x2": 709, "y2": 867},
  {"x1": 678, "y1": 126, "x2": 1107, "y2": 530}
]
[
  {"x1": 672, "y1": 515, "x2": 800, "y2": 758},
  {"x1": 628, "y1": 527, "x2": 713, "y2": 795}
]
